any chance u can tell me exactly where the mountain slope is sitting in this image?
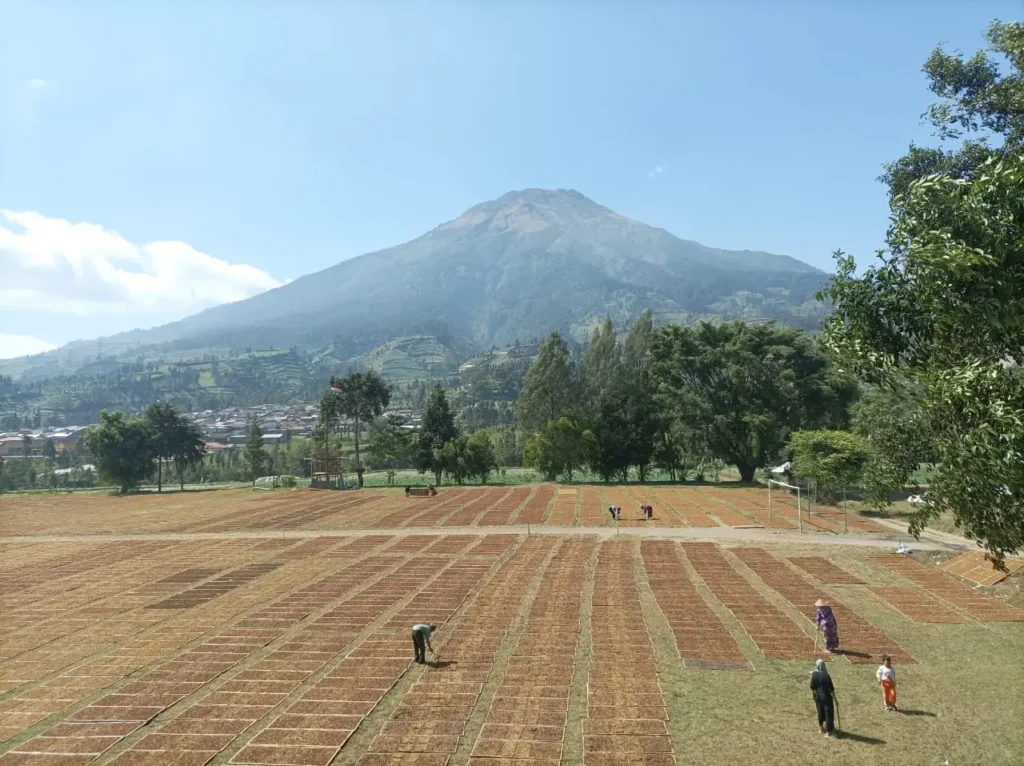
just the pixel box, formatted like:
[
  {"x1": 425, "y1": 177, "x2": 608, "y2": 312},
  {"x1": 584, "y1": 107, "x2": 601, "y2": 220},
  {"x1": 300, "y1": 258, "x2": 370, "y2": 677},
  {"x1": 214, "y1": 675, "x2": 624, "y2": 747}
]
[{"x1": 1, "y1": 189, "x2": 827, "y2": 380}]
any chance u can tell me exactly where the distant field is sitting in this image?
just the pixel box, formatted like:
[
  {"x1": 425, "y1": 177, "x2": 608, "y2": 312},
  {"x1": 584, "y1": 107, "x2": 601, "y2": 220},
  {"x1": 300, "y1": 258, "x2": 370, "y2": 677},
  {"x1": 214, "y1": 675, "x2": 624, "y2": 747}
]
[
  {"x1": 1, "y1": 486, "x2": 1021, "y2": 766},
  {"x1": 0, "y1": 485, "x2": 892, "y2": 536}
]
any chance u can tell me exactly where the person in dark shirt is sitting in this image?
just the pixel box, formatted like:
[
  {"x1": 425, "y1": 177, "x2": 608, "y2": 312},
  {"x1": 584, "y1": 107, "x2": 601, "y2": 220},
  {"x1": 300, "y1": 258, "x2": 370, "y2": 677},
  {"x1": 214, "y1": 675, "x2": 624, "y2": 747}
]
[{"x1": 809, "y1": 659, "x2": 836, "y2": 737}]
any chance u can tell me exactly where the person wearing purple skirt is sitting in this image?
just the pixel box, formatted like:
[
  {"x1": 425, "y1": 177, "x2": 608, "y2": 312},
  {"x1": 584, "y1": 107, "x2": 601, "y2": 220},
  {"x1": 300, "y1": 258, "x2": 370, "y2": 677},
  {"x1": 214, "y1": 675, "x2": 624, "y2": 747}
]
[{"x1": 815, "y1": 598, "x2": 839, "y2": 653}]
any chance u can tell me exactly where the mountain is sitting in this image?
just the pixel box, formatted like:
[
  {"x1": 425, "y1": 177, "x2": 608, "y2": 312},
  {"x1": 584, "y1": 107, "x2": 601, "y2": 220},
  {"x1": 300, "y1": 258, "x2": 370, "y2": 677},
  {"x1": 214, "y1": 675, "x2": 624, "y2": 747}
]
[{"x1": 1, "y1": 189, "x2": 827, "y2": 383}]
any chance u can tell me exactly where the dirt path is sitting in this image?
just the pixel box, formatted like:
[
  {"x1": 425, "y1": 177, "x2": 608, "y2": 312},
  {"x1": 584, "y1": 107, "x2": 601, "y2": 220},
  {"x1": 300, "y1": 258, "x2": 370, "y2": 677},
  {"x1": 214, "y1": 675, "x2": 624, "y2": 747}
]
[{"x1": 0, "y1": 523, "x2": 952, "y2": 551}]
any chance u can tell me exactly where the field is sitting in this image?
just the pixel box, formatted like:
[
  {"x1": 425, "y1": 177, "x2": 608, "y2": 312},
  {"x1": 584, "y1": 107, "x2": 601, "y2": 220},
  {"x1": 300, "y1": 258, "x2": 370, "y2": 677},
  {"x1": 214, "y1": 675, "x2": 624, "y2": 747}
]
[{"x1": 1, "y1": 486, "x2": 1022, "y2": 765}]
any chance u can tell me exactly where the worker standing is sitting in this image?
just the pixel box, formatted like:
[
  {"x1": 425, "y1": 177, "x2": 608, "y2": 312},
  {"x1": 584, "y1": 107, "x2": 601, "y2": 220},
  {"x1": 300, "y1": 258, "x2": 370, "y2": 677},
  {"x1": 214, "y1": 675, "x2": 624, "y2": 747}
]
[{"x1": 411, "y1": 623, "x2": 436, "y2": 664}]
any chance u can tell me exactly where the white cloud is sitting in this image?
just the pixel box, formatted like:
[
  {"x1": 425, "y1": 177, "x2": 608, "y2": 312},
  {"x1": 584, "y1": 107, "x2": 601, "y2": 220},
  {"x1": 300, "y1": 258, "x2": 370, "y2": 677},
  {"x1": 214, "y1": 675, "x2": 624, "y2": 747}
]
[
  {"x1": 647, "y1": 164, "x2": 668, "y2": 179},
  {"x1": 0, "y1": 210, "x2": 283, "y2": 319},
  {"x1": 27, "y1": 78, "x2": 49, "y2": 89},
  {"x1": 0, "y1": 333, "x2": 58, "y2": 360}
]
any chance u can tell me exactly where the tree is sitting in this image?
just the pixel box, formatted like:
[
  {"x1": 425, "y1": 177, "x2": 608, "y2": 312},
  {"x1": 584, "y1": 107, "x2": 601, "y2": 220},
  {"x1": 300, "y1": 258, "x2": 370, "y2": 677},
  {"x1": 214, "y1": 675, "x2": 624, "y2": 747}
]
[
  {"x1": 84, "y1": 411, "x2": 156, "y2": 494},
  {"x1": 623, "y1": 310, "x2": 655, "y2": 376},
  {"x1": 850, "y1": 387, "x2": 934, "y2": 509},
  {"x1": 523, "y1": 416, "x2": 597, "y2": 482},
  {"x1": 818, "y1": 21, "x2": 1024, "y2": 563},
  {"x1": 145, "y1": 402, "x2": 178, "y2": 493},
  {"x1": 651, "y1": 321, "x2": 853, "y2": 482},
  {"x1": 322, "y1": 371, "x2": 391, "y2": 487},
  {"x1": 367, "y1": 415, "x2": 413, "y2": 486},
  {"x1": 581, "y1": 317, "x2": 619, "y2": 405},
  {"x1": 241, "y1": 420, "x2": 268, "y2": 485},
  {"x1": 42, "y1": 437, "x2": 56, "y2": 490},
  {"x1": 436, "y1": 433, "x2": 496, "y2": 485},
  {"x1": 879, "y1": 21, "x2": 1023, "y2": 201},
  {"x1": 21, "y1": 434, "x2": 32, "y2": 458},
  {"x1": 652, "y1": 419, "x2": 690, "y2": 482},
  {"x1": 466, "y1": 431, "x2": 498, "y2": 484},
  {"x1": 172, "y1": 420, "x2": 206, "y2": 491},
  {"x1": 788, "y1": 430, "x2": 871, "y2": 502},
  {"x1": 485, "y1": 426, "x2": 523, "y2": 476},
  {"x1": 415, "y1": 384, "x2": 459, "y2": 484},
  {"x1": 577, "y1": 315, "x2": 660, "y2": 482},
  {"x1": 516, "y1": 332, "x2": 577, "y2": 434},
  {"x1": 145, "y1": 403, "x2": 207, "y2": 492}
]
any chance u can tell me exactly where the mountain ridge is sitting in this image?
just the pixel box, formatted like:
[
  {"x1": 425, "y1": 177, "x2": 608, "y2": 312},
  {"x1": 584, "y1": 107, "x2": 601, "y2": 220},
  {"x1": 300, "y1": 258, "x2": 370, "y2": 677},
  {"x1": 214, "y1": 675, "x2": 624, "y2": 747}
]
[{"x1": 0, "y1": 188, "x2": 827, "y2": 382}]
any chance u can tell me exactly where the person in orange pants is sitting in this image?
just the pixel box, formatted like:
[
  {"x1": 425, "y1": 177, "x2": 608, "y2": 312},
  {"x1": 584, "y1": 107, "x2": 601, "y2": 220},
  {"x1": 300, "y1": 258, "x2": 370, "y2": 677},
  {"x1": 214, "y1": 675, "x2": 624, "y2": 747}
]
[{"x1": 876, "y1": 654, "x2": 897, "y2": 711}]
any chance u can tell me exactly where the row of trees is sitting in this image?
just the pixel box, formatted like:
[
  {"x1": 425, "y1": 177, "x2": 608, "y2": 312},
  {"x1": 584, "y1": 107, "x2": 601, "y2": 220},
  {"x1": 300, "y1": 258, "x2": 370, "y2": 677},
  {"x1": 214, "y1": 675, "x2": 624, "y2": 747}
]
[
  {"x1": 83, "y1": 404, "x2": 207, "y2": 493},
  {"x1": 317, "y1": 372, "x2": 499, "y2": 487},
  {"x1": 516, "y1": 312, "x2": 853, "y2": 484}
]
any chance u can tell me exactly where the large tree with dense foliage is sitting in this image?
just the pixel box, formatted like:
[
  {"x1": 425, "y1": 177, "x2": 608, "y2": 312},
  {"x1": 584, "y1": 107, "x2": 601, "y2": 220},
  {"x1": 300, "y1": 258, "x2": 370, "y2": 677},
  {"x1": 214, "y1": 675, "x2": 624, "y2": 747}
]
[
  {"x1": 850, "y1": 388, "x2": 934, "y2": 509},
  {"x1": 146, "y1": 403, "x2": 208, "y2": 492},
  {"x1": 367, "y1": 415, "x2": 414, "y2": 486},
  {"x1": 84, "y1": 411, "x2": 156, "y2": 494},
  {"x1": 415, "y1": 384, "x2": 459, "y2": 485},
  {"x1": 516, "y1": 332, "x2": 577, "y2": 434},
  {"x1": 580, "y1": 315, "x2": 659, "y2": 481},
  {"x1": 651, "y1": 321, "x2": 853, "y2": 482},
  {"x1": 818, "y1": 20, "x2": 1024, "y2": 564},
  {"x1": 788, "y1": 430, "x2": 871, "y2": 501},
  {"x1": 524, "y1": 416, "x2": 597, "y2": 482},
  {"x1": 322, "y1": 371, "x2": 391, "y2": 487},
  {"x1": 465, "y1": 431, "x2": 498, "y2": 484}
]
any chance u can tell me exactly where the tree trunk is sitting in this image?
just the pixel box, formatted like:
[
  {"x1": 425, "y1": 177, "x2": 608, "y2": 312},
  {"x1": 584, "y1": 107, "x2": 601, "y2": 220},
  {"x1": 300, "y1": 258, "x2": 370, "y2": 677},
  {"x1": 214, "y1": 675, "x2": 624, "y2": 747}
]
[
  {"x1": 737, "y1": 463, "x2": 756, "y2": 482},
  {"x1": 434, "y1": 468, "x2": 442, "y2": 486},
  {"x1": 180, "y1": 469, "x2": 185, "y2": 492},
  {"x1": 157, "y1": 460, "x2": 162, "y2": 493},
  {"x1": 354, "y1": 416, "x2": 363, "y2": 487}
]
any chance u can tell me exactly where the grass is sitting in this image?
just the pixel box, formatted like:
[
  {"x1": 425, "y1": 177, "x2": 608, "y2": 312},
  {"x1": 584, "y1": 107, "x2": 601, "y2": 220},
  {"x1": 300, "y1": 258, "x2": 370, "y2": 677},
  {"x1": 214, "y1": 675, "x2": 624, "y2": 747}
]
[
  {"x1": 849, "y1": 500, "x2": 962, "y2": 536},
  {"x1": 638, "y1": 540, "x2": 1024, "y2": 766}
]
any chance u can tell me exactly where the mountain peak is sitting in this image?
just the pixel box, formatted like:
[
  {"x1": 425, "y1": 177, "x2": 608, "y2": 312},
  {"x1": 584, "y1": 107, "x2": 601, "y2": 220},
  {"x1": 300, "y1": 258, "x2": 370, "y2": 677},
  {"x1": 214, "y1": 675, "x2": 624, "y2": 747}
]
[{"x1": 440, "y1": 187, "x2": 618, "y2": 234}]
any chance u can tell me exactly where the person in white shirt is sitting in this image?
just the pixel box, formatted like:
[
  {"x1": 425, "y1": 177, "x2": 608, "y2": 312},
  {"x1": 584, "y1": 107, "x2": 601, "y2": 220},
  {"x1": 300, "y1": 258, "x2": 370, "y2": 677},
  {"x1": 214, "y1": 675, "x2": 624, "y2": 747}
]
[{"x1": 876, "y1": 654, "x2": 897, "y2": 711}]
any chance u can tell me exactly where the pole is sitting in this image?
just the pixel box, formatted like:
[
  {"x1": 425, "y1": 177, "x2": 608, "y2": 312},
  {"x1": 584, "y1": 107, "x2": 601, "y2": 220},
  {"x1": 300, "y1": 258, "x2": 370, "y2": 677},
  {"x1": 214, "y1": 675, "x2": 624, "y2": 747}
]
[
  {"x1": 768, "y1": 481, "x2": 772, "y2": 519},
  {"x1": 843, "y1": 487, "x2": 848, "y2": 533},
  {"x1": 797, "y1": 486, "x2": 803, "y2": 534}
]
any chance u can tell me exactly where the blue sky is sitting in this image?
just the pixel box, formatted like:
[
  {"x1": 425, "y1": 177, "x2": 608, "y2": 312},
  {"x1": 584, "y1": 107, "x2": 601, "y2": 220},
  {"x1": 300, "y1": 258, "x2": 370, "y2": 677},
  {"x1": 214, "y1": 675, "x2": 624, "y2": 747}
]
[{"x1": 0, "y1": 1, "x2": 1018, "y2": 356}]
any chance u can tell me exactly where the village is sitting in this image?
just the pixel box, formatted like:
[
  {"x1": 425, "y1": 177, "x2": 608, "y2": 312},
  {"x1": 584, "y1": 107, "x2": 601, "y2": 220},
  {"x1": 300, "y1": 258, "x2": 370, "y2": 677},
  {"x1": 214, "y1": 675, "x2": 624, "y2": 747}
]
[{"x1": 0, "y1": 402, "x2": 422, "y2": 458}]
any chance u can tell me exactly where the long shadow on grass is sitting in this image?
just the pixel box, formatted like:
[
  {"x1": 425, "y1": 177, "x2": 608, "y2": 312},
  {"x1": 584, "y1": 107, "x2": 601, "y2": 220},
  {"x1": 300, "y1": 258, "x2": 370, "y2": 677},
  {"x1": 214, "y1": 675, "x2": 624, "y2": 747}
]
[
  {"x1": 835, "y1": 731, "x2": 886, "y2": 745},
  {"x1": 426, "y1": 660, "x2": 456, "y2": 669},
  {"x1": 898, "y1": 709, "x2": 938, "y2": 717}
]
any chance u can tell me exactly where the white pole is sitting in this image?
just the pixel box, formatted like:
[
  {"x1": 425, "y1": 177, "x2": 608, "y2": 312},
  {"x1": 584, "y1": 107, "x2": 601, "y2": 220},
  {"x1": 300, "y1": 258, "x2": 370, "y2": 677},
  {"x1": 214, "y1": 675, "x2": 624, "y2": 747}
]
[{"x1": 797, "y1": 486, "x2": 803, "y2": 534}]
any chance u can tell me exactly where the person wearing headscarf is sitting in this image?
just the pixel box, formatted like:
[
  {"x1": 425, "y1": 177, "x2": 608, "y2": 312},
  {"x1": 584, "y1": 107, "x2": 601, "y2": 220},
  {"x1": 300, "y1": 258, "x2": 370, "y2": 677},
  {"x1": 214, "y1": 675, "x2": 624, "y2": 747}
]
[
  {"x1": 815, "y1": 598, "x2": 839, "y2": 653},
  {"x1": 809, "y1": 658, "x2": 836, "y2": 737}
]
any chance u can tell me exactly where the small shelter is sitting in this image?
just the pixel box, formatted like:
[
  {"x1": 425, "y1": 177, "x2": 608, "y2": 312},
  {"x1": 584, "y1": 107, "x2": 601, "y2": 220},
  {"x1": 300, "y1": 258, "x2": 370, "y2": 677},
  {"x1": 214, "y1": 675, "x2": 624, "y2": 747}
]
[{"x1": 311, "y1": 456, "x2": 344, "y2": 490}]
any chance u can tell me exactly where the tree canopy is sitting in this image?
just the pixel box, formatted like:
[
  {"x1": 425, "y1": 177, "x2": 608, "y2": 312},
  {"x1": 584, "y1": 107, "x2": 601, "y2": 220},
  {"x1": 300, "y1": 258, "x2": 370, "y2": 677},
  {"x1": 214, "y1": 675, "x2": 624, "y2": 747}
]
[
  {"x1": 788, "y1": 430, "x2": 871, "y2": 501},
  {"x1": 367, "y1": 414, "x2": 414, "y2": 486},
  {"x1": 323, "y1": 371, "x2": 391, "y2": 486},
  {"x1": 651, "y1": 321, "x2": 852, "y2": 482},
  {"x1": 415, "y1": 384, "x2": 459, "y2": 485},
  {"x1": 84, "y1": 411, "x2": 156, "y2": 494},
  {"x1": 516, "y1": 332, "x2": 577, "y2": 434},
  {"x1": 524, "y1": 416, "x2": 597, "y2": 482},
  {"x1": 819, "y1": 20, "x2": 1024, "y2": 563}
]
